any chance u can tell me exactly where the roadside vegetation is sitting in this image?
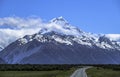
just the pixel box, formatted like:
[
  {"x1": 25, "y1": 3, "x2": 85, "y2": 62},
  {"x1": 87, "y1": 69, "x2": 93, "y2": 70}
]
[
  {"x1": 0, "y1": 64, "x2": 78, "y2": 77},
  {"x1": 86, "y1": 65, "x2": 120, "y2": 77},
  {"x1": 0, "y1": 68, "x2": 75, "y2": 77},
  {"x1": 0, "y1": 64, "x2": 79, "y2": 71},
  {"x1": 1, "y1": 64, "x2": 120, "y2": 77}
]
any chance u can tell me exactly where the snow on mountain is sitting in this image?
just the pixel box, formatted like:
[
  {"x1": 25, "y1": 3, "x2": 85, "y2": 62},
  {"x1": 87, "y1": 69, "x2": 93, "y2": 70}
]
[
  {"x1": 0, "y1": 16, "x2": 87, "y2": 51},
  {"x1": 17, "y1": 17, "x2": 120, "y2": 50},
  {"x1": 1, "y1": 31, "x2": 120, "y2": 64},
  {"x1": 0, "y1": 16, "x2": 120, "y2": 52},
  {"x1": 39, "y1": 16, "x2": 82, "y2": 36},
  {"x1": 0, "y1": 17, "x2": 120, "y2": 64},
  {"x1": 50, "y1": 16, "x2": 69, "y2": 25},
  {"x1": 17, "y1": 17, "x2": 97, "y2": 47}
]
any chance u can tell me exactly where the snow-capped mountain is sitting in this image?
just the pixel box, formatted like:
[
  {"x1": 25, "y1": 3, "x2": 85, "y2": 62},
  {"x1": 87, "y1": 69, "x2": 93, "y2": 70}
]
[{"x1": 0, "y1": 17, "x2": 120, "y2": 64}]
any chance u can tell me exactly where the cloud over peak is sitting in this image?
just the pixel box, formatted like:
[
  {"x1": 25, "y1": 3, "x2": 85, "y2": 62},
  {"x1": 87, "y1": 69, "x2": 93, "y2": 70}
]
[
  {"x1": 0, "y1": 16, "x2": 80, "y2": 49},
  {"x1": 0, "y1": 16, "x2": 120, "y2": 51},
  {"x1": 0, "y1": 16, "x2": 43, "y2": 48},
  {"x1": 0, "y1": 16, "x2": 42, "y2": 29}
]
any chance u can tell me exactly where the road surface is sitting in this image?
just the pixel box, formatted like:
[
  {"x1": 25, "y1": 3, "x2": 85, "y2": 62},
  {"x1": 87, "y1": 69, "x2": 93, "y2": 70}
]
[{"x1": 70, "y1": 67, "x2": 90, "y2": 77}]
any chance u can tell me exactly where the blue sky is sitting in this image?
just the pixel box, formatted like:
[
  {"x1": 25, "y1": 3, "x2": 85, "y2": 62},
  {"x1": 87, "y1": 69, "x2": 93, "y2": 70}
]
[{"x1": 0, "y1": 0, "x2": 120, "y2": 34}]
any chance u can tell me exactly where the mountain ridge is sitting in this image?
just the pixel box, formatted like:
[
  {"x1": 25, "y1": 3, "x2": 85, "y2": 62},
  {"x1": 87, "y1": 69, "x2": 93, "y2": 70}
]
[{"x1": 0, "y1": 17, "x2": 120, "y2": 64}]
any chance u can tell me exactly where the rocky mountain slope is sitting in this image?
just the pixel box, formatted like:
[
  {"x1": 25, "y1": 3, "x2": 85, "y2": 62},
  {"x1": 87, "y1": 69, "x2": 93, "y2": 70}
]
[
  {"x1": 0, "y1": 58, "x2": 6, "y2": 64},
  {"x1": 0, "y1": 17, "x2": 120, "y2": 64}
]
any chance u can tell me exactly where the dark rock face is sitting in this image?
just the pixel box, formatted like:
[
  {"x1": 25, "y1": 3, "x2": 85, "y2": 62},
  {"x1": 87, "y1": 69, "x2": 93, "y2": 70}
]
[{"x1": 99, "y1": 36, "x2": 112, "y2": 45}]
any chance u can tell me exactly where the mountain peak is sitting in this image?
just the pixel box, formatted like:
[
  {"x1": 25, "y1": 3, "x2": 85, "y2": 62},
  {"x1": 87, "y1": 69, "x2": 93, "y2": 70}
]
[{"x1": 50, "y1": 16, "x2": 69, "y2": 25}]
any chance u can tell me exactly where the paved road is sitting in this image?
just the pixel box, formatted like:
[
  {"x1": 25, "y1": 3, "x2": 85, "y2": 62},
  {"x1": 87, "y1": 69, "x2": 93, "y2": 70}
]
[{"x1": 70, "y1": 67, "x2": 90, "y2": 77}]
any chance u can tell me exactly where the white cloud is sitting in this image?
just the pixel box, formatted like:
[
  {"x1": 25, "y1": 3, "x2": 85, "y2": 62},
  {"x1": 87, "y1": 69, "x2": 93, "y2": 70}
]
[
  {"x1": 0, "y1": 16, "x2": 43, "y2": 48},
  {"x1": 44, "y1": 23, "x2": 80, "y2": 35},
  {"x1": 106, "y1": 34, "x2": 120, "y2": 41},
  {"x1": 0, "y1": 16, "x2": 42, "y2": 29}
]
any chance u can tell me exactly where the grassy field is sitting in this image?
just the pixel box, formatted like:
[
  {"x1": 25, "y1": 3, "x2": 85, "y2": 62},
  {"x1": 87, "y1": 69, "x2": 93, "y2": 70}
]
[
  {"x1": 86, "y1": 67, "x2": 120, "y2": 77},
  {"x1": 0, "y1": 68, "x2": 75, "y2": 77}
]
